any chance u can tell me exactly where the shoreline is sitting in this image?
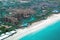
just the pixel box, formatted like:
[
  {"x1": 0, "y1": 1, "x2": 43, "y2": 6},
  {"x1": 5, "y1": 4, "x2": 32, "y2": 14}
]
[{"x1": 5, "y1": 14, "x2": 60, "y2": 40}]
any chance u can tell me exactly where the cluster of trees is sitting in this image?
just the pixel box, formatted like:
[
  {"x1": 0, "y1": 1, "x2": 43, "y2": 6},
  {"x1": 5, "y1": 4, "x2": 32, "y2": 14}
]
[
  {"x1": 0, "y1": 8, "x2": 35, "y2": 26},
  {"x1": 0, "y1": 0, "x2": 60, "y2": 35},
  {"x1": 0, "y1": 0, "x2": 60, "y2": 29}
]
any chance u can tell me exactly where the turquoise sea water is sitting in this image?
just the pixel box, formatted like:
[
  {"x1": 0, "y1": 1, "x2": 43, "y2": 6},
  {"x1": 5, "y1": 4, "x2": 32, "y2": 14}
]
[{"x1": 19, "y1": 20, "x2": 60, "y2": 40}]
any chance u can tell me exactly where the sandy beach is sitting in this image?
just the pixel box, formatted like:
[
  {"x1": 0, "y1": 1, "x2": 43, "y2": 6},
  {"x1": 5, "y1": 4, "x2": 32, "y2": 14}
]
[{"x1": 5, "y1": 14, "x2": 60, "y2": 40}]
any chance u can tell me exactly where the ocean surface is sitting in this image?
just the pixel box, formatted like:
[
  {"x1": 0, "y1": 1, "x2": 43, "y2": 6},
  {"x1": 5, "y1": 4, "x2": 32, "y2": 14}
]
[{"x1": 19, "y1": 20, "x2": 60, "y2": 40}]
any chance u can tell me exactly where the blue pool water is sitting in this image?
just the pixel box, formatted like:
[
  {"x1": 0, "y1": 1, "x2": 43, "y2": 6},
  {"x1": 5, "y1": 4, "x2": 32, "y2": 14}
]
[{"x1": 19, "y1": 20, "x2": 60, "y2": 40}]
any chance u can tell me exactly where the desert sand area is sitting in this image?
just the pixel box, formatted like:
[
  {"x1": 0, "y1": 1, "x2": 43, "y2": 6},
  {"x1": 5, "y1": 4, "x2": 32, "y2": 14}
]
[{"x1": 4, "y1": 14, "x2": 60, "y2": 40}]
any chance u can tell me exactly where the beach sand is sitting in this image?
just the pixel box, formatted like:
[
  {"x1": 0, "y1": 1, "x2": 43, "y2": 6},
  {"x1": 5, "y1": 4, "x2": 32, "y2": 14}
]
[{"x1": 5, "y1": 14, "x2": 60, "y2": 40}]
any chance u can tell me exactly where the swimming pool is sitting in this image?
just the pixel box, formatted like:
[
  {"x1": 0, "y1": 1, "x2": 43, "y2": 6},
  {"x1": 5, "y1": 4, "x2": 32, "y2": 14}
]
[{"x1": 19, "y1": 20, "x2": 60, "y2": 40}]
